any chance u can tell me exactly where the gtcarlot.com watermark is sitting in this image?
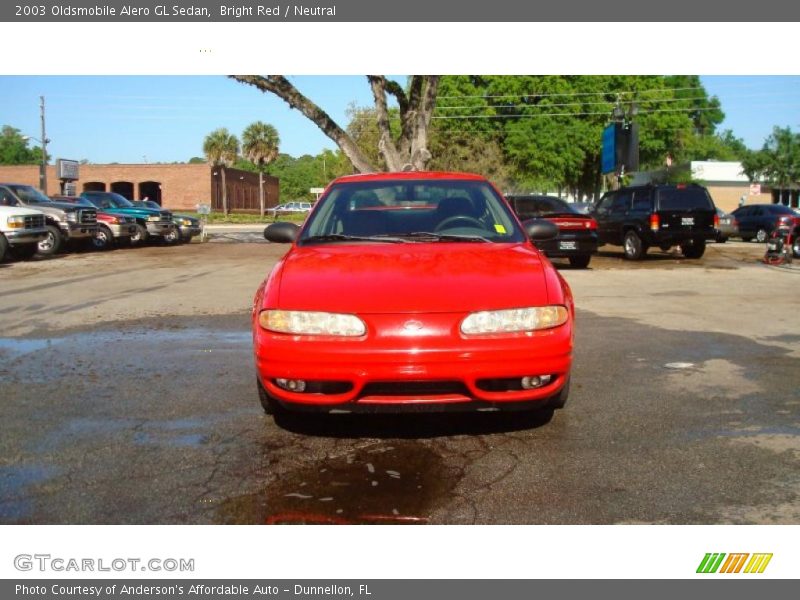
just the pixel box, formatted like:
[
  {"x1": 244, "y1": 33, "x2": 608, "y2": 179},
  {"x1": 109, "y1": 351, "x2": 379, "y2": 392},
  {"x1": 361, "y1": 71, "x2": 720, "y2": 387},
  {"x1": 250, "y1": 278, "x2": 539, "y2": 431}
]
[{"x1": 14, "y1": 554, "x2": 195, "y2": 573}]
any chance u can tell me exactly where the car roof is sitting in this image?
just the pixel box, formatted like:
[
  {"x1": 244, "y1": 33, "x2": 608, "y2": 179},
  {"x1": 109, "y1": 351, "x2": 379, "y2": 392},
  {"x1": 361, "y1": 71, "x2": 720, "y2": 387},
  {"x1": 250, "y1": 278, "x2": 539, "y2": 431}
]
[{"x1": 330, "y1": 171, "x2": 488, "y2": 184}]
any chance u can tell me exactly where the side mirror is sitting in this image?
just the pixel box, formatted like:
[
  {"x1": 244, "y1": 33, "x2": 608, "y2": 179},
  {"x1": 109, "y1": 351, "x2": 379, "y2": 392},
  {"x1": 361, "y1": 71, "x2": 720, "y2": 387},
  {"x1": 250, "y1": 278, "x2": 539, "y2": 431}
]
[
  {"x1": 523, "y1": 218, "x2": 559, "y2": 242},
  {"x1": 264, "y1": 222, "x2": 300, "y2": 243}
]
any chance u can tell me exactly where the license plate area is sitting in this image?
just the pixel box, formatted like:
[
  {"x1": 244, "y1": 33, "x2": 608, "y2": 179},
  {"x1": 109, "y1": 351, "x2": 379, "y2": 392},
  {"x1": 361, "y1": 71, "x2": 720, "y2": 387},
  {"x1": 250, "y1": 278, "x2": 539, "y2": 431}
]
[
  {"x1": 681, "y1": 217, "x2": 695, "y2": 226},
  {"x1": 559, "y1": 241, "x2": 577, "y2": 250}
]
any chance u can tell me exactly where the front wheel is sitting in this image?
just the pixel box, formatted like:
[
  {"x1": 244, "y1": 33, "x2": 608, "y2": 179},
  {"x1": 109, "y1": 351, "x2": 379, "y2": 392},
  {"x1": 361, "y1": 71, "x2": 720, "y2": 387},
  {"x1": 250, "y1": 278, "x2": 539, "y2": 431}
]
[
  {"x1": 37, "y1": 225, "x2": 64, "y2": 255},
  {"x1": 755, "y1": 229, "x2": 768, "y2": 243},
  {"x1": 130, "y1": 223, "x2": 149, "y2": 246},
  {"x1": 623, "y1": 230, "x2": 646, "y2": 260},
  {"x1": 92, "y1": 225, "x2": 113, "y2": 250},
  {"x1": 0, "y1": 234, "x2": 8, "y2": 262},
  {"x1": 163, "y1": 228, "x2": 180, "y2": 245},
  {"x1": 681, "y1": 240, "x2": 706, "y2": 259},
  {"x1": 568, "y1": 254, "x2": 592, "y2": 268}
]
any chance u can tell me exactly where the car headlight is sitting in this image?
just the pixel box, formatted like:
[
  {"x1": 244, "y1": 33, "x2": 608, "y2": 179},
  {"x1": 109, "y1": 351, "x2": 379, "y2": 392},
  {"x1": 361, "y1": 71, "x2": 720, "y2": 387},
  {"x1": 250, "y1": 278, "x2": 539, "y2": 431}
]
[
  {"x1": 460, "y1": 306, "x2": 569, "y2": 335},
  {"x1": 259, "y1": 310, "x2": 366, "y2": 336},
  {"x1": 65, "y1": 212, "x2": 78, "y2": 222},
  {"x1": 147, "y1": 215, "x2": 161, "y2": 222},
  {"x1": 6, "y1": 216, "x2": 26, "y2": 228}
]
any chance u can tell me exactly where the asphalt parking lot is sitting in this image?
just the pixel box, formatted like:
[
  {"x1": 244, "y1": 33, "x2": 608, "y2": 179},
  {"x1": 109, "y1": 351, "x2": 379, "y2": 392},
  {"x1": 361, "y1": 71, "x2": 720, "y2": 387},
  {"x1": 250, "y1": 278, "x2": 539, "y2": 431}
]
[{"x1": 1, "y1": 239, "x2": 799, "y2": 524}]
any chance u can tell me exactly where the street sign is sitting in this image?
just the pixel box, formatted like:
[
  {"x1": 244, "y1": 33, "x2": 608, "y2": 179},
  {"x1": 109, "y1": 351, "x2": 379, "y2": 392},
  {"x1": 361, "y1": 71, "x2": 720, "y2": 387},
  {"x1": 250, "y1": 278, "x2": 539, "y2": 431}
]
[
  {"x1": 601, "y1": 124, "x2": 616, "y2": 174},
  {"x1": 309, "y1": 187, "x2": 325, "y2": 194},
  {"x1": 196, "y1": 203, "x2": 211, "y2": 215},
  {"x1": 749, "y1": 183, "x2": 761, "y2": 196}
]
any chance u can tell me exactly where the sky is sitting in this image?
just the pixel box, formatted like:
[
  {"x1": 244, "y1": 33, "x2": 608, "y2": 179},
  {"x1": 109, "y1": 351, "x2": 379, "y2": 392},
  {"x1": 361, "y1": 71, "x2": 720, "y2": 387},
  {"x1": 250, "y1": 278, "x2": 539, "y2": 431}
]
[{"x1": 1, "y1": 75, "x2": 799, "y2": 165}]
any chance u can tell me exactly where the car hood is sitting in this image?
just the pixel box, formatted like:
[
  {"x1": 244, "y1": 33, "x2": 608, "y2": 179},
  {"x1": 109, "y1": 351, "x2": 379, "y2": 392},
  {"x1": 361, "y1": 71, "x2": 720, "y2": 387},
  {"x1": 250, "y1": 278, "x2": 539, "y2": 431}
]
[
  {"x1": 274, "y1": 243, "x2": 550, "y2": 314},
  {"x1": 0, "y1": 205, "x2": 45, "y2": 217},
  {"x1": 109, "y1": 207, "x2": 170, "y2": 218}
]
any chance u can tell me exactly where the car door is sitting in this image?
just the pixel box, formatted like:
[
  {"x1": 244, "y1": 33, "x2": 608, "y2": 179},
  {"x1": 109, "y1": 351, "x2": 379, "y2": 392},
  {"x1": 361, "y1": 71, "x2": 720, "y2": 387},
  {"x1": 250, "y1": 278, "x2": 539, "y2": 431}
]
[
  {"x1": 607, "y1": 190, "x2": 632, "y2": 245},
  {"x1": 733, "y1": 206, "x2": 752, "y2": 236},
  {"x1": 593, "y1": 193, "x2": 616, "y2": 244}
]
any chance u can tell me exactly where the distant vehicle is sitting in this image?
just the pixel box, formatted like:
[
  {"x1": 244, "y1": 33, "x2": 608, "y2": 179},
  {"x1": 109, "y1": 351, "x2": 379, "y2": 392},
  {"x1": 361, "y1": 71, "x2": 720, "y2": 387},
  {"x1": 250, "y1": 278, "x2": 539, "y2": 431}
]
[
  {"x1": 731, "y1": 203, "x2": 800, "y2": 243},
  {"x1": 52, "y1": 196, "x2": 137, "y2": 250},
  {"x1": 593, "y1": 183, "x2": 717, "y2": 260},
  {"x1": 132, "y1": 200, "x2": 201, "y2": 242},
  {"x1": 0, "y1": 202, "x2": 47, "y2": 262},
  {"x1": 269, "y1": 201, "x2": 312, "y2": 219},
  {"x1": 505, "y1": 195, "x2": 598, "y2": 268},
  {"x1": 0, "y1": 183, "x2": 98, "y2": 255},
  {"x1": 715, "y1": 208, "x2": 738, "y2": 243},
  {"x1": 80, "y1": 191, "x2": 178, "y2": 245}
]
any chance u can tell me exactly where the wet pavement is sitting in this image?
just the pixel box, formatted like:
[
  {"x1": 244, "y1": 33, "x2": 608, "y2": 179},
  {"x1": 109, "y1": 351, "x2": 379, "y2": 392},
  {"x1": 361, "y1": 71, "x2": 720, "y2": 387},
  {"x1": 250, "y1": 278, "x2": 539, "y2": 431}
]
[{"x1": 1, "y1": 241, "x2": 799, "y2": 524}]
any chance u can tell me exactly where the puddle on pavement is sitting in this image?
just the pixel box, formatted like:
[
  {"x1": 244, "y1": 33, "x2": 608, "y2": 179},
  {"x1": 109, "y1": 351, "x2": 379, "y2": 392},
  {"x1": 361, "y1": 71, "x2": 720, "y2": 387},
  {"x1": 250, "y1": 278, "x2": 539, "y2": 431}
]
[
  {"x1": 0, "y1": 337, "x2": 54, "y2": 356},
  {"x1": 216, "y1": 442, "x2": 457, "y2": 524}
]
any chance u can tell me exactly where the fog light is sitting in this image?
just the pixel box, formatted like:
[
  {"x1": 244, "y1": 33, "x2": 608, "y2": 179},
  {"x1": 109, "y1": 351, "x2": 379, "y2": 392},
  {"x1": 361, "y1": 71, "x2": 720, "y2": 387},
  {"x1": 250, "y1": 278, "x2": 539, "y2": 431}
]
[
  {"x1": 276, "y1": 378, "x2": 306, "y2": 392},
  {"x1": 521, "y1": 375, "x2": 552, "y2": 390}
]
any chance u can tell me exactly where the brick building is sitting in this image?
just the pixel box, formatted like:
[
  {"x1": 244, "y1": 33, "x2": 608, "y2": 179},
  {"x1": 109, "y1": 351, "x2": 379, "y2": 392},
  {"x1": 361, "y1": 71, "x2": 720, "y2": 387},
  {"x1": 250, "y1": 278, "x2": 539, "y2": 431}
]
[{"x1": 0, "y1": 163, "x2": 279, "y2": 212}]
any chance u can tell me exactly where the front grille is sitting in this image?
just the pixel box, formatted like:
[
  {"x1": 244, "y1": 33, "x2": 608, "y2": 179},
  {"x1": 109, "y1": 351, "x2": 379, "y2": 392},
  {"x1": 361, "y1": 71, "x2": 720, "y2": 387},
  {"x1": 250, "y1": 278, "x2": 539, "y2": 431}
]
[
  {"x1": 360, "y1": 381, "x2": 470, "y2": 397},
  {"x1": 160, "y1": 211, "x2": 173, "y2": 220},
  {"x1": 24, "y1": 215, "x2": 45, "y2": 229},
  {"x1": 79, "y1": 209, "x2": 97, "y2": 225}
]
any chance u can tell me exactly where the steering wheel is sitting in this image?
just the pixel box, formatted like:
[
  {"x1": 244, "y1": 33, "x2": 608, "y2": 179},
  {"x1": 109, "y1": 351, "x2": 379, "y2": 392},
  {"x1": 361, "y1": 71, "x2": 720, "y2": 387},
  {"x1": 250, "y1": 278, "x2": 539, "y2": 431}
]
[{"x1": 434, "y1": 215, "x2": 485, "y2": 232}]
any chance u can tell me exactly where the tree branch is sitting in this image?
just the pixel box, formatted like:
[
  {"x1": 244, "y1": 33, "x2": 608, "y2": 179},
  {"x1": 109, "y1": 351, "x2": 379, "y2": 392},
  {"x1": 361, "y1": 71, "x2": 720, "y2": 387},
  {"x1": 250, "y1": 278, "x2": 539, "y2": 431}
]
[
  {"x1": 367, "y1": 75, "x2": 404, "y2": 172},
  {"x1": 230, "y1": 75, "x2": 375, "y2": 173}
]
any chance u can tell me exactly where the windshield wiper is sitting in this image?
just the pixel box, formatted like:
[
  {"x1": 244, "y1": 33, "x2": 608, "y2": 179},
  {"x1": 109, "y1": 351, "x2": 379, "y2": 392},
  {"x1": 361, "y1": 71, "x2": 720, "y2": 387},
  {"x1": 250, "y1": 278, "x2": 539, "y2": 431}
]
[
  {"x1": 303, "y1": 233, "x2": 408, "y2": 244},
  {"x1": 395, "y1": 231, "x2": 492, "y2": 242}
]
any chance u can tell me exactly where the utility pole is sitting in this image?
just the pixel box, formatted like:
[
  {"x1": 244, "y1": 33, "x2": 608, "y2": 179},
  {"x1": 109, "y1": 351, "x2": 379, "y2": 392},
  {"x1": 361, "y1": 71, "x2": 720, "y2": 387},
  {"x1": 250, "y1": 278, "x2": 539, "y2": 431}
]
[{"x1": 40, "y1": 96, "x2": 48, "y2": 194}]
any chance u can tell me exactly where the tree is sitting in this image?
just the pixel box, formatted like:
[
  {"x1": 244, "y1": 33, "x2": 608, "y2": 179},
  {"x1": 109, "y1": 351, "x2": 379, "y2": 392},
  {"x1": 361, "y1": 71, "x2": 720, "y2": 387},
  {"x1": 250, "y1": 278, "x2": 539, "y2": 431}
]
[
  {"x1": 0, "y1": 125, "x2": 43, "y2": 165},
  {"x1": 188, "y1": 156, "x2": 205, "y2": 164},
  {"x1": 742, "y1": 126, "x2": 799, "y2": 204},
  {"x1": 242, "y1": 121, "x2": 280, "y2": 216},
  {"x1": 203, "y1": 128, "x2": 239, "y2": 215},
  {"x1": 230, "y1": 75, "x2": 440, "y2": 172}
]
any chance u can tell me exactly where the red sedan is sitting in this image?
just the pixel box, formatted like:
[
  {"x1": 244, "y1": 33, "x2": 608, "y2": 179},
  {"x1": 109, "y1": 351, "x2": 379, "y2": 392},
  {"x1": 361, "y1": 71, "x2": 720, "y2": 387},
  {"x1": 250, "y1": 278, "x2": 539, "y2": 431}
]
[{"x1": 252, "y1": 172, "x2": 574, "y2": 418}]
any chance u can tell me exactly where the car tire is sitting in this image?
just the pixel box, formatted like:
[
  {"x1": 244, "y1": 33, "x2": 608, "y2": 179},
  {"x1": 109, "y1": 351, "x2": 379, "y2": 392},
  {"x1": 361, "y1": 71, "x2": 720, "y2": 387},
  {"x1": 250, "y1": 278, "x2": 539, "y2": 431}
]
[
  {"x1": 163, "y1": 228, "x2": 180, "y2": 245},
  {"x1": 10, "y1": 244, "x2": 38, "y2": 260},
  {"x1": 92, "y1": 225, "x2": 113, "y2": 250},
  {"x1": 130, "y1": 223, "x2": 149, "y2": 246},
  {"x1": 681, "y1": 240, "x2": 706, "y2": 259},
  {"x1": 793, "y1": 238, "x2": 800, "y2": 258},
  {"x1": 623, "y1": 230, "x2": 645, "y2": 260},
  {"x1": 755, "y1": 229, "x2": 768, "y2": 243},
  {"x1": 0, "y1": 234, "x2": 8, "y2": 263},
  {"x1": 568, "y1": 255, "x2": 591, "y2": 269},
  {"x1": 716, "y1": 235, "x2": 728, "y2": 243},
  {"x1": 257, "y1": 377, "x2": 282, "y2": 415},
  {"x1": 37, "y1": 225, "x2": 64, "y2": 256}
]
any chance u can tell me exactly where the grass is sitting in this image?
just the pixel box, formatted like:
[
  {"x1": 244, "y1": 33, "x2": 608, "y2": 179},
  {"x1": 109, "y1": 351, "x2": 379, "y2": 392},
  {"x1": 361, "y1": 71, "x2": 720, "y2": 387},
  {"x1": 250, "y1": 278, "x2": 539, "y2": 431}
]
[{"x1": 180, "y1": 212, "x2": 307, "y2": 224}]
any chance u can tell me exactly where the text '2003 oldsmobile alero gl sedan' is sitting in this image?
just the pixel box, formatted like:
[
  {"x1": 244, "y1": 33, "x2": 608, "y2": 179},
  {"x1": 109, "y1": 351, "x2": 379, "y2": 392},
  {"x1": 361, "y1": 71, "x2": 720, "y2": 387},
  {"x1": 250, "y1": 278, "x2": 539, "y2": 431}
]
[{"x1": 252, "y1": 172, "x2": 574, "y2": 420}]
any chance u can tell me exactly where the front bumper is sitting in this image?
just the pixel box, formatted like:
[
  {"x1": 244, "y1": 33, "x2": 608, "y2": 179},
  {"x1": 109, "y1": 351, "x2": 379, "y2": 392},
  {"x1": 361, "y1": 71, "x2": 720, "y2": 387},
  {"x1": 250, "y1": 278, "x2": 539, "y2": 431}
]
[
  {"x1": 5, "y1": 227, "x2": 48, "y2": 246},
  {"x1": 646, "y1": 228, "x2": 717, "y2": 246},
  {"x1": 537, "y1": 232, "x2": 598, "y2": 258},
  {"x1": 254, "y1": 312, "x2": 573, "y2": 411},
  {"x1": 146, "y1": 221, "x2": 176, "y2": 237},
  {"x1": 178, "y1": 224, "x2": 202, "y2": 239},
  {"x1": 62, "y1": 222, "x2": 98, "y2": 239},
  {"x1": 108, "y1": 223, "x2": 137, "y2": 238}
]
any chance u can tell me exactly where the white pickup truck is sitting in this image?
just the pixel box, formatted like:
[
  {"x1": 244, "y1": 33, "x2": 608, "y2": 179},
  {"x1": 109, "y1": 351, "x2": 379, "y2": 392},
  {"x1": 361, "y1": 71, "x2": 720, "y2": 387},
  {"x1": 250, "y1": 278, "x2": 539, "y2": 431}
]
[{"x1": 0, "y1": 204, "x2": 48, "y2": 261}]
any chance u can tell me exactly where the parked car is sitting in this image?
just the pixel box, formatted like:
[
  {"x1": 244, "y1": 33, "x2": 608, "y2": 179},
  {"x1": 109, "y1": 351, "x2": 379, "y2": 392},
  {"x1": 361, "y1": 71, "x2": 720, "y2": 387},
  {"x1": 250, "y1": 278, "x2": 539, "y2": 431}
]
[
  {"x1": 0, "y1": 202, "x2": 47, "y2": 261},
  {"x1": 570, "y1": 201, "x2": 596, "y2": 215},
  {"x1": 51, "y1": 196, "x2": 137, "y2": 250},
  {"x1": 255, "y1": 171, "x2": 573, "y2": 419},
  {"x1": 731, "y1": 203, "x2": 800, "y2": 243},
  {"x1": 593, "y1": 183, "x2": 717, "y2": 260},
  {"x1": 505, "y1": 195, "x2": 598, "y2": 268},
  {"x1": 0, "y1": 183, "x2": 98, "y2": 255},
  {"x1": 132, "y1": 200, "x2": 202, "y2": 242},
  {"x1": 79, "y1": 191, "x2": 178, "y2": 244},
  {"x1": 269, "y1": 201, "x2": 312, "y2": 219},
  {"x1": 715, "y1": 208, "x2": 738, "y2": 243}
]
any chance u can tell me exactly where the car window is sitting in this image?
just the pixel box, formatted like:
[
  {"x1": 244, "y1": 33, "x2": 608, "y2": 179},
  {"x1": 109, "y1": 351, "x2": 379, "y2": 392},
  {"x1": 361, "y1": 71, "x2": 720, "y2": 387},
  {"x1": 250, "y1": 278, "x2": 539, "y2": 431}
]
[
  {"x1": 301, "y1": 179, "x2": 525, "y2": 243},
  {"x1": 657, "y1": 187, "x2": 714, "y2": 211},
  {"x1": 595, "y1": 194, "x2": 614, "y2": 216},
  {"x1": 631, "y1": 190, "x2": 651, "y2": 212},
  {"x1": 610, "y1": 192, "x2": 631, "y2": 214},
  {"x1": 0, "y1": 188, "x2": 18, "y2": 206}
]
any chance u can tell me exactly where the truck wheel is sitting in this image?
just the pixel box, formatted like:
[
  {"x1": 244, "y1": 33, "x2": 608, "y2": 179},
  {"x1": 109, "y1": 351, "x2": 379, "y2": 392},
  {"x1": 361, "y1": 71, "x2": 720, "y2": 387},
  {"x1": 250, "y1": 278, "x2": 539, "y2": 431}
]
[
  {"x1": 623, "y1": 230, "x2": 645, "y2": 260},
  {"x1": 37, "y1": 225, "x2": 63, "y2": 255},
  {"x1": 681, "y1": 240, "x2": 706, "y2": 259},
  {"x1": 257, "y1": 377, "x2": 282, "y2": 416},
  {"x1": 130, "y1": 224, "x2": 149, "y2": 246},
  {"x1": 92, "y1": 225, "x2": 113, "y2": 250},
  {"x1": 163, "y1": 228, "x2": 180, "y2": 245},
  {"x1": 568, "y1": 254, "x2": 591, "y2": 268},
  {"x1": 0, "y1": 234, "x2": 7, "y2": 262}
]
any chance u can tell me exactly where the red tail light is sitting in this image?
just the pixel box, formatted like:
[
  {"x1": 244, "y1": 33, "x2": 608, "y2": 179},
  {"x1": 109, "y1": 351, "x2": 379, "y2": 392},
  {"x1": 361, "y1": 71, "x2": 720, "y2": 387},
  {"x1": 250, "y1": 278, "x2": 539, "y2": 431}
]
[
  {"x1": 650, "y1": 214, "x2": 660, "y2": 232},
  {"x1": 586, "y1": 218, "x2": 597, "y2": 230},
  {"x1": 733, "y1": 219, "x2": 739, "y2": 228},
  {"x1": 551, "y1": 217, "x2": 594, "y2": 231},
  {"x1": 713, "y1": 213, "x2": 720, "y2": 228}
]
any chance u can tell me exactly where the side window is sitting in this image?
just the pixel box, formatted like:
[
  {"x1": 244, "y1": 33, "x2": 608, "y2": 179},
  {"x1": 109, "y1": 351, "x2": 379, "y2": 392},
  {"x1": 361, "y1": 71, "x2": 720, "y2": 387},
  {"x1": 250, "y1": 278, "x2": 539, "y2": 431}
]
[
  {"x1": 610, "y1": 192, "x2": 631, "y2": 214},
  {"x1": 511, "y1": 198, "x2": 539, "y2": 220},
  {"x1": 0, "y1": 188, "x2": 18, "y2": 206},
  {"x1": 631, "y1": 190, "x2": 652, "y2": 212},
  {"x1": 595, "y1": 194, "x2": 614, "y2": 217}
]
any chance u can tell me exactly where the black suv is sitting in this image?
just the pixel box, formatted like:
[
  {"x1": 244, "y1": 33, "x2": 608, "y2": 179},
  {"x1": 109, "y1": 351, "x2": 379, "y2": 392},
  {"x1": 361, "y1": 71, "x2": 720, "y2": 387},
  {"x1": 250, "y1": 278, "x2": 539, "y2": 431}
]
[{"x1": 593, "y1": 184, "x2": 717, "y2": 260}]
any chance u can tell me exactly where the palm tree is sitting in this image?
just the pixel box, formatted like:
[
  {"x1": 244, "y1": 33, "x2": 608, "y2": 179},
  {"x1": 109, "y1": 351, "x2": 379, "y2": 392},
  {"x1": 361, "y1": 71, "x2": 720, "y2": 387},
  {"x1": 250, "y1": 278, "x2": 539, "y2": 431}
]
[
  {"x1": 242, "y1": 122, "x2": 280, "y2": 217},
  {"x1": 203, "y1": 128, "x2": 239, "y2": 215}
]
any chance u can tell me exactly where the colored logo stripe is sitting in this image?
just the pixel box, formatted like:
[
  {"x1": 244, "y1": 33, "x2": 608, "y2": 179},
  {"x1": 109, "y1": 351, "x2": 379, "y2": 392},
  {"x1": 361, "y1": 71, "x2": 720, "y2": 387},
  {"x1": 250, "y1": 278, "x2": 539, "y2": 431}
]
[
  {"x1": 697, "y1": 553, "x2": 772, "y2": 574},
  {"x1": 719, "y1": 553, "x2": 749, "y2": 573},
  {"x1": 744, "y1": 553, "x2": 773, "y2": 574},
  {"x1": 697, "y1": 553, "x2": 726, "y2": 573}
]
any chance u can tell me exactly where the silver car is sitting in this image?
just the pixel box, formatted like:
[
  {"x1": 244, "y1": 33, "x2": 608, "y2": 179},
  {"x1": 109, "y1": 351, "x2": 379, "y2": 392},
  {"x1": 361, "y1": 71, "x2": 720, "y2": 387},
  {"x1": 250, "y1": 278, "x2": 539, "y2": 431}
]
[{"x1": 715, "y1": 208, "x2": 738, "y2": 243}]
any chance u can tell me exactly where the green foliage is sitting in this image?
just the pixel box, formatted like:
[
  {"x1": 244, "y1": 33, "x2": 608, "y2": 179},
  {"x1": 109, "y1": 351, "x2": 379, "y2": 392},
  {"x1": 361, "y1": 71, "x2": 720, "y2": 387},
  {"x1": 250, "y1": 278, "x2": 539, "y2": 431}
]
[
  {"x1": 0, "y1": 125, "x2": 44, "y2": 165},
  {"x1": 239, "y1": 150, "x2": 353, "y2": 200},
  {"x1": 188, "y1": 156, "x2": 205, "y2": 164},
  {"x1": 741, "y1": 126, "x2": 799, "y2": 187},
  {"x1": 202, "y1": 128, "x2": 239, "y2": 167},
  {"x1": 242, "y1": 121, "x2": 280, "y2": 171}
]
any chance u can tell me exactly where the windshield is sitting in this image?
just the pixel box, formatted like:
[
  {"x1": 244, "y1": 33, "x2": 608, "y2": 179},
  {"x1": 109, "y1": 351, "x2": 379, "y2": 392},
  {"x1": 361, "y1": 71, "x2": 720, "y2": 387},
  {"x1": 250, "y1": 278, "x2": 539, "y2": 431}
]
[
  {"x1": 83, "y1": 192, "x2": 135, "y2": 209},
  {"x1": 299, "y1": 179, "x2": 525, "y2": 244},
  {"x1": 7, "y1": 184, "x2": 52, "y2": 204}
]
